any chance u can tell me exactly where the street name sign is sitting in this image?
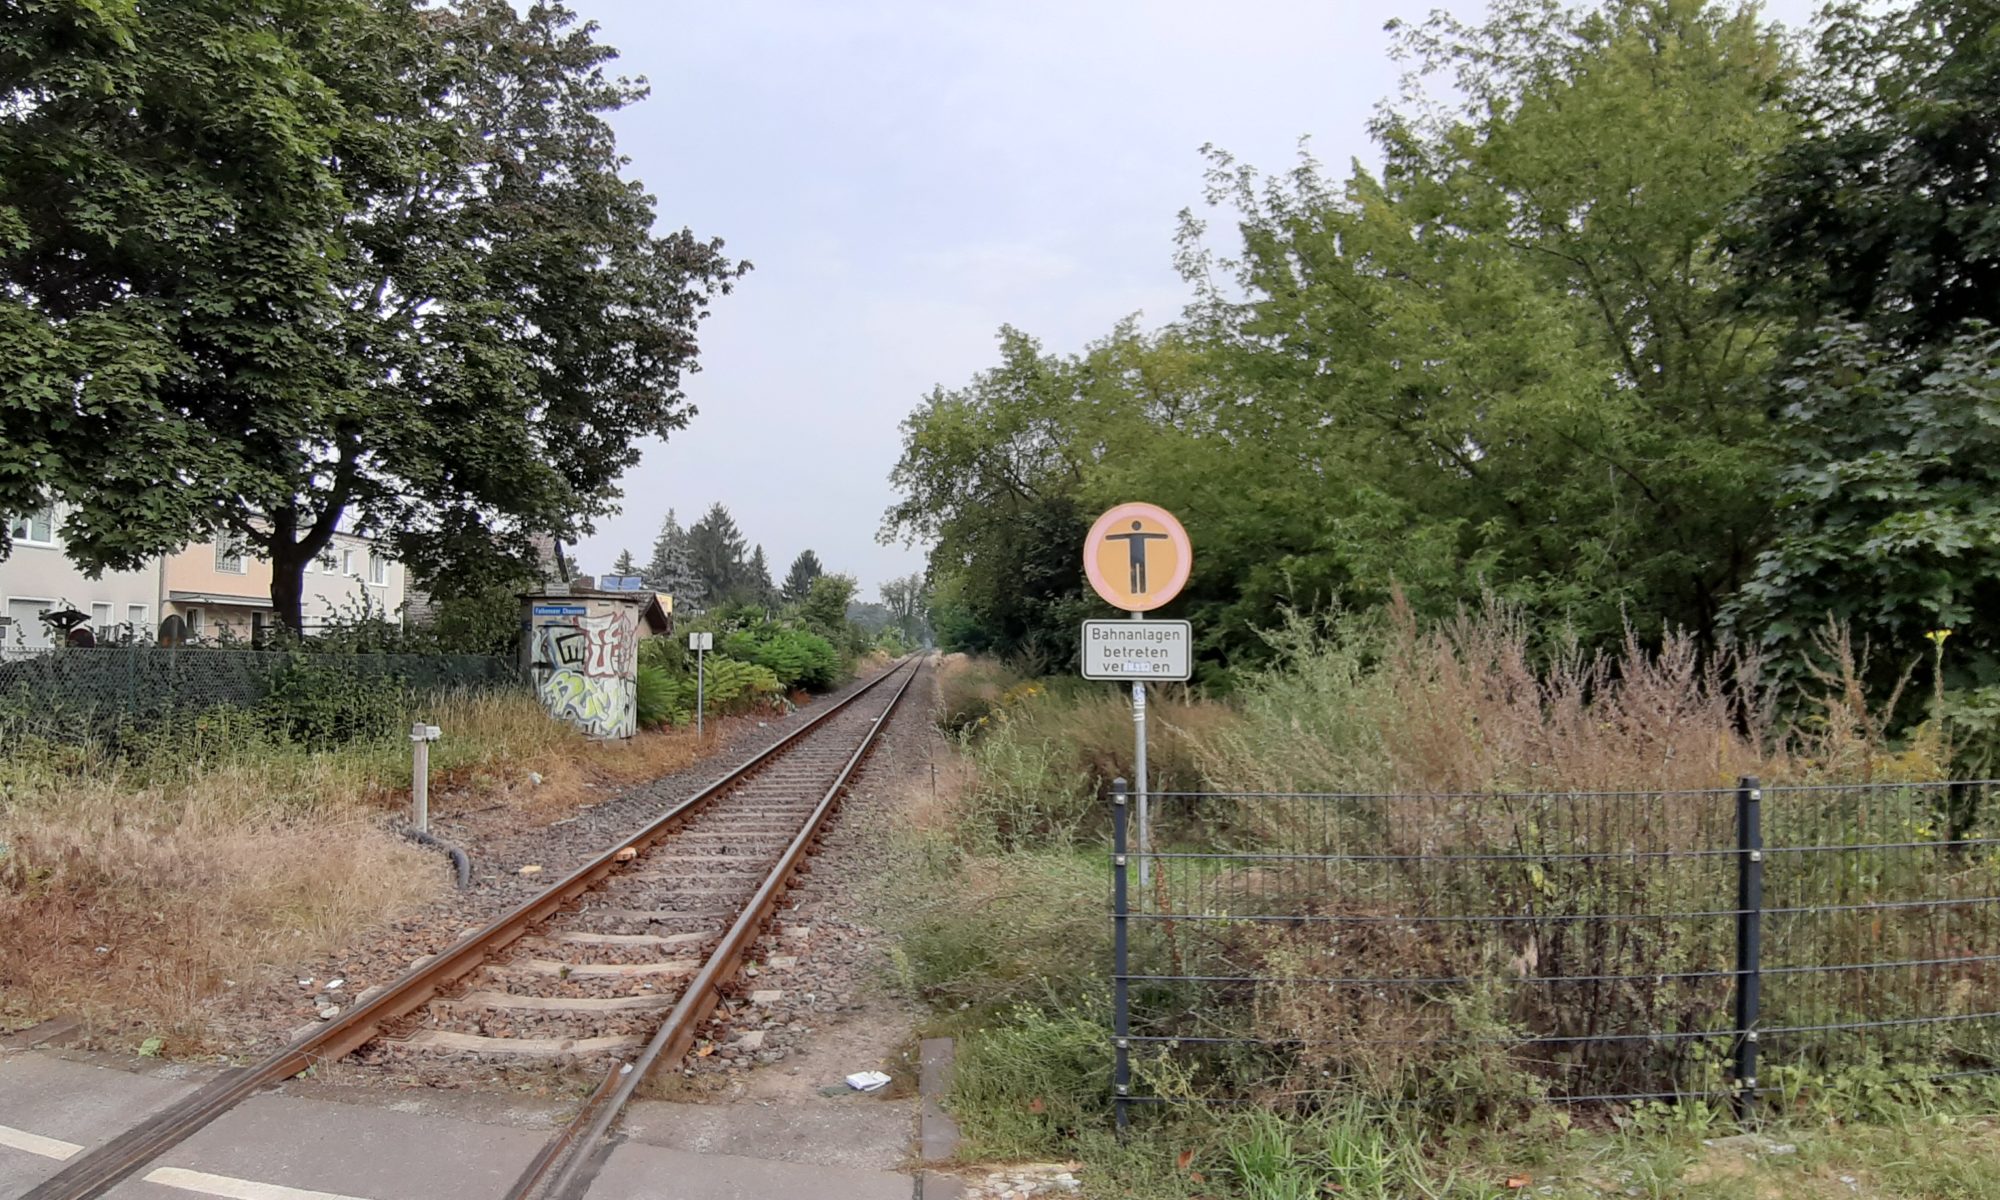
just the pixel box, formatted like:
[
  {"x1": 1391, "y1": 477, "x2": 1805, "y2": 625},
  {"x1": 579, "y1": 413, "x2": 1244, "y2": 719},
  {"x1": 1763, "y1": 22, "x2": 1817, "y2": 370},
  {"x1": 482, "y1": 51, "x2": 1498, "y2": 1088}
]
[{"x1": 1081, "y1": 619, "x2": 1192, "y2": 681}]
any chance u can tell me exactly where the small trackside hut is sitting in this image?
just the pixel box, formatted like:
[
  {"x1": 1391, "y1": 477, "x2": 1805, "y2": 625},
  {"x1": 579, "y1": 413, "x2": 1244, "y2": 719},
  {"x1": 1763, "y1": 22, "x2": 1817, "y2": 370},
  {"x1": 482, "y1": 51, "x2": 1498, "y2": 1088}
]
[{"x1": 521, "y1": 580, "x2": 672, "y2": 739}]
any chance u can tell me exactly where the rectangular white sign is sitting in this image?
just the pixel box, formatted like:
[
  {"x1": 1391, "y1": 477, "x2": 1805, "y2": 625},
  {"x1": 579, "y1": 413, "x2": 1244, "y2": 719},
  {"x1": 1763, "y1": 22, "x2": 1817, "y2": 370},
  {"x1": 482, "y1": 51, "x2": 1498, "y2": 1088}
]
[
  {"x1": 1081, "y1": 619, "x2": 1192, "y2": 681},
  {"x1": 689, "y1": 631, "x2": 713, "y2": 651}
]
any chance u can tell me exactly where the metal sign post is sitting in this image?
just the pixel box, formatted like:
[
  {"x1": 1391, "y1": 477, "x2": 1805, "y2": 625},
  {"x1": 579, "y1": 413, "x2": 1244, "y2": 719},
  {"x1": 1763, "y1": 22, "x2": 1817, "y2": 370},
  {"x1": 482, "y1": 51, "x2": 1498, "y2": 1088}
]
[
  {"x1": 1080, "y1": 503, "x2": 1194, "y2": 897},
  {"x1": 1129, "y1": 611, "x2": 1150, "y2": 887},
  {"x1": 689, "y1": 631, "x2": 713, "y2": 739}
]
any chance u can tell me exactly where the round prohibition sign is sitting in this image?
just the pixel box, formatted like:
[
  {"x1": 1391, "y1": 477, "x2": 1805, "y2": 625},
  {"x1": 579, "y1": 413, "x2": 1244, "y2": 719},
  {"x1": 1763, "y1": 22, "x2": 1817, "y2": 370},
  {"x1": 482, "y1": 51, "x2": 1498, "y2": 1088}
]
[{"x1": 1083, "y1": 502, "x2": 1192, "y2": 612}]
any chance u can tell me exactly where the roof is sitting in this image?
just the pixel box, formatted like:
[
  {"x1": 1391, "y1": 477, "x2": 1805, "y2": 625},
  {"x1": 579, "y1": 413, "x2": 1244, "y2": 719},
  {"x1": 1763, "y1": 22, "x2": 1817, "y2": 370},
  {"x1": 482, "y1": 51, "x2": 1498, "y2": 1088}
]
[{"x1": 168, "y1": 590, "x2": 274, "y2": 609}]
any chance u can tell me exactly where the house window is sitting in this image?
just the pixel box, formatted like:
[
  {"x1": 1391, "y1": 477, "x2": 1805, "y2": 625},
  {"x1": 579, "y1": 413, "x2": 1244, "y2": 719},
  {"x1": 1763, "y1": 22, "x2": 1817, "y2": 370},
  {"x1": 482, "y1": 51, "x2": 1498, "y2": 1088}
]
[
  {"x1": 341, "y1": 548, "x2": 356, "y2": 576},
  {"x1": 215, "y1": 538, "x2": 246, "y2": 574},
  {"x1": 185, "y1": 607, "x2": 204, "y2": 638},
  {"x1": 128, "y1": 604, "x2": 150, "y2": 638},
  {"x1": 92, "y1": 602, "x2": 114, "y2": 639},
  {"x1": 317, "y1": 547, "x2": 339, "y2": 574},
  {"x1": 368, "y1": 554, "x2": 387, "y2": 586},
  {"x1": 7, "y1": 506, "x2": 55, "y2": 547}
]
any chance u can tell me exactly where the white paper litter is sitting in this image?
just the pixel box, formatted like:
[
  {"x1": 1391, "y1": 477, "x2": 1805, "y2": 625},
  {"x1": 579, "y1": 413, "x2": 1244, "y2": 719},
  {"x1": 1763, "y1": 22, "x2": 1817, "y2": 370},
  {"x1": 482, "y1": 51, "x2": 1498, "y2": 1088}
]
[{"x1": 844, "y1": 1070, "x2": 892, "y2": 1092}]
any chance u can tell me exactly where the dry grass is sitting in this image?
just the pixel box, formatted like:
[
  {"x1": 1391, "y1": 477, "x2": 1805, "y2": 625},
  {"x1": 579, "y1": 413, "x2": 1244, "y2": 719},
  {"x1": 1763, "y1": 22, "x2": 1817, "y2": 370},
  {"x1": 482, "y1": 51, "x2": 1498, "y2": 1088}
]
[
  {"x1": 1203, "y1": 595, "x2": 1939, "y2": 797},
  {"x1": 0, "y1": 800, "x2": 435, "y2": 1042},
  {"x1": 0, "y1": 688, "x2": 723, "y2": 1044},
  {"x1": 417, "y1": 688, "x2": 711, "y2": 826}
]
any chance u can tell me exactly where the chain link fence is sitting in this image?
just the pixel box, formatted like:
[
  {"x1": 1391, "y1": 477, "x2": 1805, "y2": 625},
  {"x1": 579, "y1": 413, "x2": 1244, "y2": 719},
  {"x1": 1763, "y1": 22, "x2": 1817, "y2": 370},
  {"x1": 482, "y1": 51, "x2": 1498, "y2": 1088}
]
[
  {"x1": 1110, "y1": 777, "x2": 2000, "y2": 1123},
  {"x1": 0, "y1": 645, "x2": 521, "y2": 747}
]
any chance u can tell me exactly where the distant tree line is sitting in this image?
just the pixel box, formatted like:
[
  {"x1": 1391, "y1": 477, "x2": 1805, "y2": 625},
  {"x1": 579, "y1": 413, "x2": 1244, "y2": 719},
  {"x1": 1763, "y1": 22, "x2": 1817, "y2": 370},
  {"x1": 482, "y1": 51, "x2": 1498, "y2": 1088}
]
[{"x1": 607, "y1": 503, "x2": 929, "y2": 645}]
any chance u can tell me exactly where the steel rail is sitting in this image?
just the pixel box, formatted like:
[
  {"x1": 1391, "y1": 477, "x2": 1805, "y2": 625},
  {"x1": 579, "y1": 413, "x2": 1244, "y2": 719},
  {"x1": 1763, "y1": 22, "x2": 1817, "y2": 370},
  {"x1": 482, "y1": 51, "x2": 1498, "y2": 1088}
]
[
  {"x1": 508, "y1": 657, "x2": 921, "y2": 1200},
  {"x1": 20, "y1": 657, "x2": 918, "y2": 1200}
]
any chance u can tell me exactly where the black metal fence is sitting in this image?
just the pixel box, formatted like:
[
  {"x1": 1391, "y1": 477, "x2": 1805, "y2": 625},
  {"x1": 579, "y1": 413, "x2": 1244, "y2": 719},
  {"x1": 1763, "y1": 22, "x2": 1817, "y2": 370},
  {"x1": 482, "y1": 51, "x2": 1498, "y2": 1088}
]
[
  {"x1": 1109, "y1": 777, "x2": 2000, "y2": 1124},
  {"x1": 0, "y1": 645, "x2": 521, "y2": 746}
]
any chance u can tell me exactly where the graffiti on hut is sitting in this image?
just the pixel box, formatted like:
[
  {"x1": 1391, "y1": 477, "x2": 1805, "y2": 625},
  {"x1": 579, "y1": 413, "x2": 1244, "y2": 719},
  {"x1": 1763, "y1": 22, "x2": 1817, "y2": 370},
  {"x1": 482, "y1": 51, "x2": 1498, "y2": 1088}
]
[{"x1": 531, "y1": 607, "x2": 638, "y2": 738}]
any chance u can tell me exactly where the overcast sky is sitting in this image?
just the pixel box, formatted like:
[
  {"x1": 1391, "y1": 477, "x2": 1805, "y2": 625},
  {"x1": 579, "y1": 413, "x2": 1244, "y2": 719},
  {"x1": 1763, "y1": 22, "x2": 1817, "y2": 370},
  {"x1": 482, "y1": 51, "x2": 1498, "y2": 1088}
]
[{"x1": 570, "y1": 0, "x2": 1819, "y2": 598}]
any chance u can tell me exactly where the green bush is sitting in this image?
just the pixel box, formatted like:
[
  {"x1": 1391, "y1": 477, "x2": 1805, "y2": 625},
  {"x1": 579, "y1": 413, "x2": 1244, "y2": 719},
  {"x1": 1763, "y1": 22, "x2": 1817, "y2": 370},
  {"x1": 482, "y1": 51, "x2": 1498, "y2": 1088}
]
[
  {"x1": 720, "y1": 625, "x2": 840, "y2": 691},
  {"x1": 259, "y1": 654, "x2": 406, "y2": 749},
  {"x1": 698, "y1": 656, "x2": 782, "y2": 715},
  {"x1": 635, "y1": 665, "x2": 674, "y2": 728},
  {"x1": 637, "y1": 635, "x2": 685, "y2": 673}
]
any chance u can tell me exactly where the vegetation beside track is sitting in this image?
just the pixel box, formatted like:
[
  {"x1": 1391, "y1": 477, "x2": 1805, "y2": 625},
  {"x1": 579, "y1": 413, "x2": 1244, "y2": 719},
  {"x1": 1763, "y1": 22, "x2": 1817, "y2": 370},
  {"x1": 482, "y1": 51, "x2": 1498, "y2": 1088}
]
[
  {"x1": 0, "y1": 656, "x2": 892, "y2": 1047},
  {"x1": 880, "y1": 623, "x2": 2000, "y2": 1199}
]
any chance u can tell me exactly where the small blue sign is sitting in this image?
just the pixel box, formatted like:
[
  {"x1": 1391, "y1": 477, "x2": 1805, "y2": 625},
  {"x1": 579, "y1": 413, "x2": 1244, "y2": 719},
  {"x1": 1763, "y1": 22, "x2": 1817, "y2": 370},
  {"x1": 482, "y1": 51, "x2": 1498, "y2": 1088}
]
[{"x1": 533, "y1": 604, "x2": 587, "y2": 616}]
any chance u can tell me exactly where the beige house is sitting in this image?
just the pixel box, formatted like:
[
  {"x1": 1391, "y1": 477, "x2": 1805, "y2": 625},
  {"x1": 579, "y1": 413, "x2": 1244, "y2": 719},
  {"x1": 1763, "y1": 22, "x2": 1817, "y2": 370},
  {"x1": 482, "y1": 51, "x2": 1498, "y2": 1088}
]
[
  {"x1": 160, "y1": 533, "x2": 277, "y2": 642},
  {"x1": 3, "y1": 504, "x2": 405, "y2": 646}
]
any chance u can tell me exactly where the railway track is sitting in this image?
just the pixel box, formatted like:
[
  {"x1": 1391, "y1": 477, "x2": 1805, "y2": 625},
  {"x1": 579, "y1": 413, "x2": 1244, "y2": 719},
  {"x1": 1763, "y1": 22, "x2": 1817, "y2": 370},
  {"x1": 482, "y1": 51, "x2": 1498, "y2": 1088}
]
[{"x1": 22, "y1": 656, "x2": 923, "y2": 1200}]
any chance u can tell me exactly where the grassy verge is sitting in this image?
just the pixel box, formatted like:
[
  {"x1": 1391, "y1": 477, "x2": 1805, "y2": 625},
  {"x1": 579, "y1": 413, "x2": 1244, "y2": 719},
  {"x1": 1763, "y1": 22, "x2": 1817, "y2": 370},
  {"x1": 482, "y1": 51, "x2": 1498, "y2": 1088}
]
[
  {"x1": 0, "y1": 687, "x2": 712, "y2": 1044},
  {"x1": 1051, "y1": 1085, "x2": 2000, "y2": 1199},
  {"x1": 885, "y1": 625, "x2": 2000, "y2": 1198}
]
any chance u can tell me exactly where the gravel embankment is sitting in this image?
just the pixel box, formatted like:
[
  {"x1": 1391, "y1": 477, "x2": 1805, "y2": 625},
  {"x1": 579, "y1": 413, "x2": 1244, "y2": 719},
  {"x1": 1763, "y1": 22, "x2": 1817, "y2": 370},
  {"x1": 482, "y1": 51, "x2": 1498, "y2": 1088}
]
[
  {"x1": 665, "y1": 661, "x2": 937, "y2": 1094},
  {"x1": 200, "y1": 664, "x2": 909, "y2": 1061}
]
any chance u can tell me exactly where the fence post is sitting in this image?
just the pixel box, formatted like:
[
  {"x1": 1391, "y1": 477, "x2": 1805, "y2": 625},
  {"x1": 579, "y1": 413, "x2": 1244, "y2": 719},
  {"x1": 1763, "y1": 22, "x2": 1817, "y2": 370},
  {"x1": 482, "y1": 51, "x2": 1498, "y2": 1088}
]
[
  {"x1": 1732, "y1": 775, "x2": 1764, "y2": 1120},
  {"x1": 1112, "y1": 776, "x2": 1132, "y2": 1131}
]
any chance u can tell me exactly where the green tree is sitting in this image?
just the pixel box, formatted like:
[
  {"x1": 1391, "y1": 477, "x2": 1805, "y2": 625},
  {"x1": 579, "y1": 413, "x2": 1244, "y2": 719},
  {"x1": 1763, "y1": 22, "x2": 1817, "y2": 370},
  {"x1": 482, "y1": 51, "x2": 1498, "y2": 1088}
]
[
  {"x1": 1180, "y1": 0, "x2": 1795, "y2": 646},
  {"x1": 744, "y1": 544, "x2": 776, "y2": 610},
  {"x1": 781, "y1": 549, "x2": 823, "y2": 603},
  {"x1": 1728, "y1": 326, "x2": 2000, "y2": 689},
  {"x1": 881, "y1": 327, "x2": 1101, "y2": 663},
  {"x1": 0, "y1": 0, "x2": 744, "y2": 631},
  {"x1": 880, "y1": 572, "x2": 928, "y2": 644},
  {"x1": 1733, "y1": 0, "x2": 2000, "y2": 352},
  {"x1": 801, "y1": 573, "x2": 858, "y2": 641},
  {"x1": 885, "y1": 1, "x2": 1798, "y2": 665},
  {"x1": 687, "y1": 502, "x2": 747, "y2": 602},
  {"x1": 645, "y1": 508, "x2": 704, "y2": 606},
  {"x1": 612, "y1": 549, "x2": 639, "y2": 577},
  {"x1": 1729, "y1": 0, "x2": 2000, "y2": 702}
]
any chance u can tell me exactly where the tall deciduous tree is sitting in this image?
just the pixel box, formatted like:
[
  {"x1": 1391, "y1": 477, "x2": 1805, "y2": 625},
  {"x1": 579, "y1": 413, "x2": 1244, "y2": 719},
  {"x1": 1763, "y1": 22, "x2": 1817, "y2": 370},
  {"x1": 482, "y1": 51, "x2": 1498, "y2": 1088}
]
[
  {"x1": 801, "y1": 573, "x2": 857, "y2": 641},
  {"x1": 1183, "y1": 0, "x2": 1795, "y2": 646},
  {"x1": 782, "y1": 549, "x2": 823, "y2": 603},
  {"x1": 880, "y1": 573, "x2": 928, "y2": 644},
  {"x1": 0, "y1": 1, "x2": 744, "y2": 631},
  {"x1": 1734, "y1": 0, "x2": 2000, "y2": 352},
  {"x1": 889, "y1": 0, "x2": 1800, "y2": 662},
  {"x1": 1729, "y1": 0, "x2": 2000, "y2": 702}
]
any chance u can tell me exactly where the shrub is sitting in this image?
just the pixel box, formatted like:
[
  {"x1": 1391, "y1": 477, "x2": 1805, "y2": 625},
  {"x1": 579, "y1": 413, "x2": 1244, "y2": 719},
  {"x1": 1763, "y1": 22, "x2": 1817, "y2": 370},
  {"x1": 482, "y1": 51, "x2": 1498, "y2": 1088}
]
[
  {"x1": 259, "y1": 654, "x2": 405, "y2": 749},
  {"x1": 952, "y1": 678, "x2": 1229, "y2": 850},
  {"x1": 698, "y1": 656, "x2": 782, "y2": 715},
  {"x1": 934, "y1": 653, "x2": 1025, "y2": 738},
  {"x1": 1202, "y1": 596, "x2": 1787, "y2": 796},
  {"x1": 637, "y1": 635, "x2": 686, "y2": 673},
  {"x1": 720, "y1": 625, "x2": 840, "y2": 691},
  {"x1": 634, "y1": 665, "x2": 674, "y2": 729}
]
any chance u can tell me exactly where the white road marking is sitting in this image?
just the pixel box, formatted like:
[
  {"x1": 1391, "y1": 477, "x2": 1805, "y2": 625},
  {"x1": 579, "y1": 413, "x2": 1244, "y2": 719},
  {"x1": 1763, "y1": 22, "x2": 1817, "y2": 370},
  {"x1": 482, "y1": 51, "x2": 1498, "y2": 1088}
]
[
  {"x1": 0, "y1": 1123, "x2": 83, "y2": 1160},
  {"x1": 143, "y1": 1166, "x2": 380, "y2": 1200}
]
